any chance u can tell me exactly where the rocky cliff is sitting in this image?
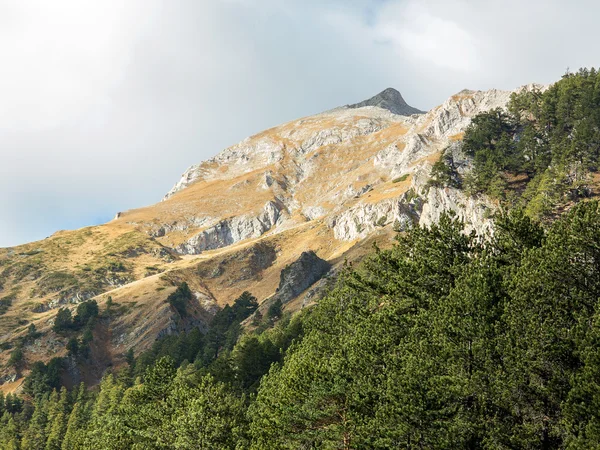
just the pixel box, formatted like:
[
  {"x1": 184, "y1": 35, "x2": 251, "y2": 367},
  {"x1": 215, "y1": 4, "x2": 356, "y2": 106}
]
[
  {"x1": 0, "y1": 85, "x2": 540, "y2": 391},
  {"x1": 346, "y1": 87, "x2": 425, "y2": 115}
]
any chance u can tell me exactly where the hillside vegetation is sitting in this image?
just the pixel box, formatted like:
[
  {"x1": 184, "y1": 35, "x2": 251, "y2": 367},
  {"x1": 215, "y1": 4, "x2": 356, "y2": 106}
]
[
  {"x1": 2, "y1": 201, "x2": 600, "y2": 448},
  {"x1": 458, "y1": 68, "x2": 600, "y2": 218},
  {"x1": 2, "y1": 70, "x2": 600, "y2": 448},
  {"x1": 0, "y1": 79, "x2": 513, "y2": 383}
]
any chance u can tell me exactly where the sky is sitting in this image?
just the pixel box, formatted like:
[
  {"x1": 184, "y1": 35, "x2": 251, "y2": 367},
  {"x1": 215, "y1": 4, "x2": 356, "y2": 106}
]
[{"x1": 0, "y1": 0, "x2": 598, "y2": 247}]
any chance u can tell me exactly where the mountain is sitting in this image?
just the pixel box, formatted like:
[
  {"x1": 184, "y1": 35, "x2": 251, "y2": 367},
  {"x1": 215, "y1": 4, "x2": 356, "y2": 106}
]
[
  {"x1": 346, "y1": 87, "x2": 425, "y2": 115},
  {"x1": 0, "y1": 85, "x2": 535, "y2": 391},
  {"x1": 4, "y1": 69, "x2": 600, "y2": 448}
]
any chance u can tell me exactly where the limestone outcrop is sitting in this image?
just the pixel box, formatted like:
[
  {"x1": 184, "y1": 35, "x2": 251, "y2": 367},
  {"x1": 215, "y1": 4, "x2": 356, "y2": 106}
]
[
  {"x1": 160, "y1": 85, "x2": 542, "y2": 248},
  {"x1": 273, "y1": 251, "x2": 331, "y2": 305},
  {"x1": 0, "y1": 84, "x2": 550, "y2": 387}
]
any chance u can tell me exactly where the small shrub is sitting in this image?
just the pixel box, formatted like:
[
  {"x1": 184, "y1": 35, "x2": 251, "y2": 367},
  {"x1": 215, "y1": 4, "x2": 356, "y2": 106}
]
[
  {"x1": 53, "y1": 307, "x2": 73, "y2": 333},
  {"x1": 73, "y1": 299, "x2": 99, "y2": 328},
  {"x1": 0, "y1": 342, "x2": 12, "y2": 351},
  {"x1": 393, "y1": 174, "x2": 409, "y2": 183},
  {"x1": 26, "y1": 323, "x2": 41, "y2": 341},
  {"x1": 66, "y1": 338, "x2": 79, "y2": 356},
  {"x1": 8, "y1": 346, "x2": 23, "y2": 368},
  {"x1": 19, "y1": 249, "x2": 43, "y2": 256},
  {"x1": 429, "y1": 151, "x2": 465, "y2": 189},
  {"x1": 405, "y1": 188, "x2": 419, "y2": 203},
  {"x1": 266, "y1": 299, "x2": 283, "y2": 322},
  {"x1": 167, "y1": 282, "x2": 193, "y2": 317},
  {"x1": 0, "y1": 295, "x2": 13, "y2": 315}
]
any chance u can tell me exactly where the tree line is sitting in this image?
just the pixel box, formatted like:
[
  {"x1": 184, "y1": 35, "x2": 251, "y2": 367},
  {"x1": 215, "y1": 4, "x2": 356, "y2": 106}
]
[
  {"x1": 3, "y1": 68, "x2": 600, "y2": 448},
  {"x1": 433, "y1": 68, "x2": 600, "y2": 220},
  {"x1": 3, "y1": 202, "x2": 600, "y2": 447}
]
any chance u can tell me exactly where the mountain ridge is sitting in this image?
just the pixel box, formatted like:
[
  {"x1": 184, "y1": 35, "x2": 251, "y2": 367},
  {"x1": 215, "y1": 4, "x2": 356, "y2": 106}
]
[
  {"x1": 0, "y1": 83, "x2": 539, "y2": 392},
  {"x1": 4, "y1": 65, "x2": 600, "y2": 449},
  {"x1": 345, "y1": 87, "x2": 425, "y2": 115}
]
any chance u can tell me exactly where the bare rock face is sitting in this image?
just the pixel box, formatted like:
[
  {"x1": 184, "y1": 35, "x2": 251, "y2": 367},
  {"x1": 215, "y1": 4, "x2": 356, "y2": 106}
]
[
  {"x1": 346, "y1": 87, "x2": 424, "y2": 116},
  {"x1": 1, "y1": 83, "x2": 557, "y2": 389},
  {"x1": 274, "y1": 251, "x2": 331, "y2": 304},
  {"x1": 176, "y1": 201, "x2": 283, "y2": 255},
  {"x1": 419, "y1": 187, "x2": 495, "y2": 236},
  {"x1": 332, "y1": 194, "x2": 422, "y2": 241},
  {"x1": 163, "y1": 112, "x2": 396, "y2": 200},
  {"x1": 159, "y1": 85, "x2": 539, "y2": 250}
]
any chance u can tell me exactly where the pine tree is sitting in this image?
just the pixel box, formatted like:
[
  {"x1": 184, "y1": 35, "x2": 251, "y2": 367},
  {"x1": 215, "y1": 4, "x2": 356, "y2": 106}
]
[
  {"x1": 61, "y1": 401, "x2": 89, "y2": 450},
  {"x1": 21, "y1": 395, "x2": 49, "y2": 450},
  {"x1": 85, "y1": 374, "x2": 129, "y2": 449},
  {"x1": 171, "y1": 373, "x2": 247, "y2": 449},
  {"x1": 0, "y1": 412, "x2": 20, "y2": 450},
  {"x1": 502, "y1": 201, "x2": 600, "y2": 447},
  {"x1": 53, "y1": 308, "x2": 72, "y2": 333},
  {"x1": 45, "y1": 412, "x2": 67, "y2": 450},
  {"x1": 66, "y1": 338, "x2": 79, "y2": 357}
]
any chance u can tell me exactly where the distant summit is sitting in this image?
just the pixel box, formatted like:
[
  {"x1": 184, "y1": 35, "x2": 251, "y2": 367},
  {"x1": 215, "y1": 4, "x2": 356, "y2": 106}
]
[
  {"x1": 347, "y1": 87, "x2": 425, "y2": 116},
  {"x1": 0, "y1": 81, "x2": 523, "y2": 394}
]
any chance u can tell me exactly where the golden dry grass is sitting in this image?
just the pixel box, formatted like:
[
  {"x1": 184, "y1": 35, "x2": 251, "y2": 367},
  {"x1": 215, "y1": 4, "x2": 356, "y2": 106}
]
[
  {"x1": 0, "y1": 108, "x2": 427, "y2": 391},
  {"x1": 449, "y1": 132, "x2": 465, "y2": 141},
  {"x1": 0, "y1": 378, "x2": 23, "y2": 394}
]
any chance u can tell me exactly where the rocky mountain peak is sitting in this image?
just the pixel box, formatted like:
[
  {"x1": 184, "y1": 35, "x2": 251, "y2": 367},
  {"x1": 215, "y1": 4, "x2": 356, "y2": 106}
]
[
  {"x1": 347, "y1": 87, "x2": 425, "y2": 116},
  {"x1": 0, "y1": 82, "x2": 533, "y2": 392}
]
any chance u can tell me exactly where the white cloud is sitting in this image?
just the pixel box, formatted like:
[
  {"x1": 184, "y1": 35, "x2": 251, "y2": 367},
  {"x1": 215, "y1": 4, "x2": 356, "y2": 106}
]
[
  {"x1": 374, "y1": 1, "x2": 479, "y2": 71},
  {"x1": 0, "y1": 0, "x2": 158, "y2": 131},
  {"x1": 0, "y1": 0, "x2": 599, "y2": 247}
]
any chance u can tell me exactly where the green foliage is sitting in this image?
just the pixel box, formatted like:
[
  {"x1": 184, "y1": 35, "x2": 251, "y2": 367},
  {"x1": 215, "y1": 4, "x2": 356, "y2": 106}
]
[
  {"x1": 134, "y1": 328, "x2": 204, "y2": 378},
  {"x1": 134, "y1": 291, "x2": 259, "y2": 378},
  {"x1": 81, "y1": 326, "x2": 93, "y2": 346},
  {"x1": 125, "y1": 348, "x2": 135, "y2": 367},
  {"x1": 428, "y1": 151, "x2": 461, "y2": 188},
  {"x1": 464, "y1": 68, "x2": 600, "y2": 216},
  {"x1": 9, "y1": 201, "x2": 600, "y2": 447},
  {"x1": 0, "y1": 414, "x2": 20, "y2": 449},
  {"x1": 201, "y1": 291, "x2": 259, "y2": 364},
  {"x1": 392, "y1": 174, "x2": 409, "y2": 183},
  {"x1": 251, "y1": 310, "x2": 263, "y2": 327},
  {"x1": 0, "y1": 294, "x2": 14, "y2": 315},
  {"x1": 23, "y1": 358, "x2": 64, "y2": 398},
  {"x1": 2, "y1": 393, "x2": 23, "y2": 414},
  {"x1": 376, "y1": 215, "x2": 387, "y2": 227},
  {"x1": 166, "y1": 282, "x2": 193, "y2": 317},
  {"x1": 73, "y1": 299, "x2": 98, "y2": 328},
  {"x1": 52, "y1": 308, "x2": 72, "y2": 334},
  {"x1": 61, "y1": 399, "x2": 90, "y2": 450},
  {"x1": 83, "y1": 361, "x2": 248, "y2": 449},
  {"x1": 3, "y1": 286, "x2": 303, "y2": 448},
  {"x1": 250, "y1": 212, "x2": 478, "y2": 448},
  {"x1": 66, "y1": 338, "x2": 79, "y2": 357},
  {"x1": 168, "y1": 372, "x2": 248, "y2": 448},
  {"x1": 266, "y1": 298, "x2": 282, "y2": 322},
  {"x1": 231, "y1": 291, "x2": 259, "y2": 320},
  {"x1": 230, "y1": 314, "x2": 303, "y2": 392},
  {"x1": 7, "y1": 346, "x2": 23, "y2": 369},
  {"x1": 27, "y1": 323, "x2": 41, "y2": 340},
  {"x1": 249, "y1": 204, "x2": 600, "y2": 448},
  {"x1": 51, "y1": 300, "x2": 98, "y2": 360}
]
